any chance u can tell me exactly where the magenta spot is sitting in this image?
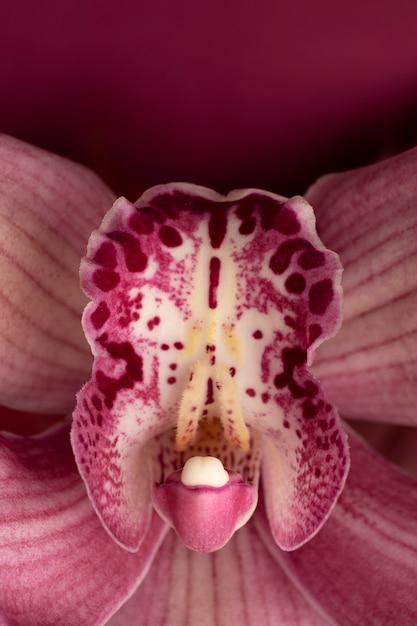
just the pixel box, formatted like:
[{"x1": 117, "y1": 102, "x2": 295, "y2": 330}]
[
  {"x1": 239, "y1": 217, "x2": 256, "y2": 235},
  {"x1": 169, "y1": 363, "x2": 177, "y2": 370},
  {"x1": 235, "y1": 201, "x2": 254, "y2": 220},
  {"x1": 147, "y1": 316, "x2": 161, "y2": 330},
  {"x1": 229, "y1": 367, "x2": 236, "y2": 377},
  {"x1": 167, "y1": 377, "x2": 177, "y2": 384},
  {"x1": 128, "y1": 211, "x2": 155, "y2": 234},
  {"x1": 246, "y1": 388, "x2": 256, "y2": 397},
  {"x1": 206, "y1": 378, "x2": 214, "y2": 404},
  {"x1": 314, "y1": 468, "x2": 321, "y2": 477},
  {"x1": 208, "y1": 211, "x2": 228, "y2": 248},
  {"x1": 261, "y1": 392, "x2": 270, "y2": 403},
  {"x1": 269, "y1": 238, "x2": 311, "y2": 275},
  {"x1": 209, "y1": 256, "x2": 221, "y2": 309},
  {"x1": 299, "y1": 249, "x2": 325, "y2": 270},
  {"x1": 152, "y1": 190, "x2": 191, "y2": 218},
  {"x1": 108, "y1": 231, "x2": 147, "y2": 272},
  {"x1": 283, "y1": 346, "x2": 307, "y2": 370},
  {"x1": 308, "y1": 324, "x2": 322, "y2": 345},
  {"x1": 174, "y1": 342, "x2": 184, "y2": 350},
  {"x1": 274, "y1": 346, "x2": 307, "y2": 397},
  {"x1": 303, "y1": 399, "x2": 319, "y2": 419},
  {"x1": 93, "y1": 269, "x2": 120, "y2": 292},
  {"x1": 104, "y1": 341, "x2": 144, "y2": 382},
  {"x1": 274, "y1": 207, "x2": 300, "y2": 235},
  {"x1": 284, "y1": 315, "x2": 297, "y2": 329},
  {"x1": 283, "y1": 419, "x2": 290, "y2": 428},
  {"x1": 159, "y1": 225, "x2": 183, "y2": 247},
  {"x1": 257, "y1": 195, "x2": 284, "y2": 230},
  {"x1": 273, "y1": 373, "x2": 288, "y2": 389},
  {"x1": 304, "y1": 380, "x2": 319, "y2": 397},
  {"x1": 95, "y1": 341, "x2": 143, "y2": 408},
  {"x1": 91, "y1": 395, "x2": 102, "y2": 411},
  {"x1": 91, "y1": 302, "x2": 111, "y2": 329},
  {"x1": 285, "y1": 273, "x2": 306, "y2": 294},
  {"x1": 93, "y1": 242, "x2": 117, "y2": 269},
  {"x1": 252, "y1": 330, "x2": 263, "y2": 339},
  {"x1": 96, "y1": 370, "x2": 127, "y2": 408},
  {"x1": 161, "y1": 344, "x2": 170, "y2": 351},
  {"x1": 309, "y1": 279, "x2": 334, "y2": 315}
]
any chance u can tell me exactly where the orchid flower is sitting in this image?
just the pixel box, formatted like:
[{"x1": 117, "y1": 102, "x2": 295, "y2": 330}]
[{"x1": 0, "y1": 134, "x2": 416, "y2": 625}]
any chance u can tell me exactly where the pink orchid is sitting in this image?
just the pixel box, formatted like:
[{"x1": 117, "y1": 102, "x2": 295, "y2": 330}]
[{"x1": 0, "y1": 134, "x2": 417, "y2": 626}]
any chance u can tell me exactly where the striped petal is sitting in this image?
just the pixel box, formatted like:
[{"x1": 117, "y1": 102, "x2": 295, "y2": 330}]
[
  {"x1": 0, "y1": 422, "x2": 167, "y2": 626},
  {"x1": 0, "y1": 135, "x2": 115, "y2": 414},
  {"x1": 256, "y1": 427, "x2": 417, "y2": 625},
  {"x1": 308, "y1": 147, "x2": 417, "y2": 424},
  {"x1": 72, "y1": 184, "x2": 348, "y2": 552},
  {"x1": 106, "y1": 523, "x2": 329, "y2": 626}
]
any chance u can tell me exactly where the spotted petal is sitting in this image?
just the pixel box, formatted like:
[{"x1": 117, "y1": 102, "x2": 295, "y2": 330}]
[{"x1": 72, "y1": 184, "x2": 348, "y2": 552}]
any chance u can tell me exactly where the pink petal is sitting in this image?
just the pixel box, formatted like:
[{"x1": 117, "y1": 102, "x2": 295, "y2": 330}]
[
  {"x1": 152, "y1": 475, "x2": 257, "y2": 552},
  {"x1": 0, "y1": 423, "x2": 167, "y2": 626},
  {"x1": 73, "y1": 184, "x2": 347, "y2": 552},
  {"x1": 0, "y1": 135, "x2": 115, "y2": 414},
  {"x1": 256, "y1": 427, "x2": 417, "y2": 625},
  {"x1": 106, "y1": 523, "x2": 329, "y2": 626},
  {"x1": 308, "y1": 147, "x2": 417, "y2": 424}
]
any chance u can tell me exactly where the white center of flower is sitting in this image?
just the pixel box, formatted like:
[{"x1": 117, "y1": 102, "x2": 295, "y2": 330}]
[{"x1": 181, "y1": 456, "x2": 229, "y2": 487}]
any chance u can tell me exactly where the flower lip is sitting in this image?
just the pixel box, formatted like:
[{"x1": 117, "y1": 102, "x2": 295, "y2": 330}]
[
  {"x1": 152, "y1": 475, "x2": 258, "y2": 552},
  {"x1": 72, "y1": 183, "x2": 348, "y2": 553}
]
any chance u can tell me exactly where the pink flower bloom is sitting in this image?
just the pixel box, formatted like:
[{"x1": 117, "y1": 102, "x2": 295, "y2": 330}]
[{"x1": 0, "y1": 134, "x2": 416, "y2": 625}]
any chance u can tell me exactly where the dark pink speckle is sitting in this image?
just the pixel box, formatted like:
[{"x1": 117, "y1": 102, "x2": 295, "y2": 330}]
[
  {"x1": 303, "y1": 399, "x2": 319, "y2": 419},
  {"x1": 299, "y1": 249, "x2": 325, "y2": 270},
  {"x1": 159, "y1": 225, "x2": 183, "y2": 247},
  {"x1": 239, "y1": 217, "x2": 256, "y2": 235},
  {"x1": 274, "y1": 207, "x2": 300, "y2": 235},
  {"x1": 108, "y1": 231, "x2": 148, "y2": 273},
  {"x1": 93, "y1": 242, "x2": 117, "y2": 269},
  {"x1": 285, "y1": 273, "x2": 306, "y2": 294},
  {"x1": 91, "y1": 301, "x2": 111, "y2": 329},
  {"x1": 128, "y1": 211, "x2": 155, "y2": 234},
  {"x1": 309, "y1": 279, "x2": 334, "y2": 315},
  {"x1": 93, "y1": 269, "x2": 120, "y2": 292},
  {"x1": 208, "y1": 211, "x2": 228, "y2": 248},
  {"x1": 308, "y1": 324, "x2": 322, "y2": 345}
]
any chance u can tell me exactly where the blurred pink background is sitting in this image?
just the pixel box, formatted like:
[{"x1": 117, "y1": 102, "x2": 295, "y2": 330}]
[{"x1": 1, "y1": 0, "x2": 417, "y2": 196}]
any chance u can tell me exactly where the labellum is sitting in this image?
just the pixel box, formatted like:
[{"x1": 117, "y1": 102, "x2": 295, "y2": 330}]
[{"x1": 71, "y1": 184, "x2": 349, "y2": 554}]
